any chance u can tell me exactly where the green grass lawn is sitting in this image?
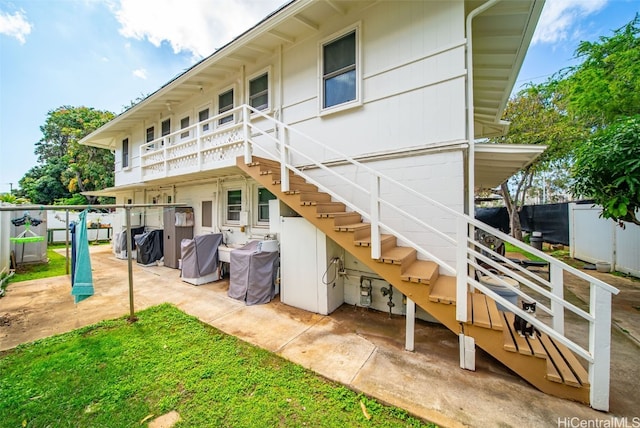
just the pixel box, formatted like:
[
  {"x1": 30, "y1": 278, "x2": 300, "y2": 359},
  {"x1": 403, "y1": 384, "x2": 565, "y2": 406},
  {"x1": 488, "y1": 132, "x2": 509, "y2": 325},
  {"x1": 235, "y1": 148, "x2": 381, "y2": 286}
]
[{"x1": 0, "y1": 304, "x2": 436, "y2": 428}]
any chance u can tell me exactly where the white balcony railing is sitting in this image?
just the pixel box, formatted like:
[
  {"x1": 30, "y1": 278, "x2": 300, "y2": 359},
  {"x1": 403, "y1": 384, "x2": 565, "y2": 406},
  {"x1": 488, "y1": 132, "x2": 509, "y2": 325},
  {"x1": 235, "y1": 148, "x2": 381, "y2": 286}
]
[{"x1": 140, "y1": 107, "x2": 253, "y2": 180}]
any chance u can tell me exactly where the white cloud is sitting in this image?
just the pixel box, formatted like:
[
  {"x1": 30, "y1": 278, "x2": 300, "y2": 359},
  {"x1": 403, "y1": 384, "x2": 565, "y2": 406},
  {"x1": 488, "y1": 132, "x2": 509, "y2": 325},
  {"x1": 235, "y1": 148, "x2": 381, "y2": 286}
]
[
  {"x1": 111, "y1": 0, "x2": 287, "y2": 59},
  {"x1": 133, "y1": 68, "x2": 148, "y2": 79},
  {"x1": 0, "y1": 9, "x2": 33, "y2": 44},
  {"x1": 532, "y1": 0, "x2": 608, "y2": 45}
]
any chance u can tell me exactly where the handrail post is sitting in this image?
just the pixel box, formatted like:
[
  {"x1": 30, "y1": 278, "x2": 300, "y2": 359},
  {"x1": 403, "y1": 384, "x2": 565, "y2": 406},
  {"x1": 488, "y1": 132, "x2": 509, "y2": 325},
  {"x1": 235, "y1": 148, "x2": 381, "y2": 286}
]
[
  {"x1": 196, "y1": 118, "x2": 202, "y2": 170},
  {"x1": 589, "y1": 283, "x2": 613, "y2": 411},
  {"x1": 550, "y1": 263, "x2": 564, "y2": 334},
  {"x1": 243, "y1": 105, "x2": 252, "y2": 164},
  {"x1": 456, "y1": 217, "x2": 468, "y2": 322},
  {"x1": 370, "y1": 175, "x2": 381, "y2": 259},
  {"x1": 280, "y1": 121, "x2": 289, "y2": 193}
]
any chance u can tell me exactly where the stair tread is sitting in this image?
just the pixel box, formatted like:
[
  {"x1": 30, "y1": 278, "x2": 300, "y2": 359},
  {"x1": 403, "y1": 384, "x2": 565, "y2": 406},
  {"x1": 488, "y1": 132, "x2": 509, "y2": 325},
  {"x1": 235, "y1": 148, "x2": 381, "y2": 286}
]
[
  {"x1": 334, "y1": 222, "x2": 369, "y2": 232},
  {"x1": 470, "y1": 292, "x2": 492, "y2": 329},
  {"x1": 503, "y1": 312, "x2": 535, "y2": 356},
  {"x1": 539, "y1": 334, "x2": 588, "y2": 387},
  {"x1": 428, "y1": 275, "x2": 456, "y2": 304},
  {"x1": 355, "y1": 234, "x2": 395, "y2": 247},
  {"x1": 377, "y1": 246, "x2": 415, "y2": 265},
  {"x1": 485, "y1": 297, "x2": 504, "y2": 331},
  {"x1": 400, "y1": 260, "x2": 439, "y2": 284}
]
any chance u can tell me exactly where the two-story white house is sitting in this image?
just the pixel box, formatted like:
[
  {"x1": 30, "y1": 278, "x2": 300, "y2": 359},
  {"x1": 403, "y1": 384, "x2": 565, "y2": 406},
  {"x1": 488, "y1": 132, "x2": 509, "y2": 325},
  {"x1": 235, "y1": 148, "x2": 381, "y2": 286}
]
[{"x1": 80, "y1": 0, "x2": 619, "y2": 411}]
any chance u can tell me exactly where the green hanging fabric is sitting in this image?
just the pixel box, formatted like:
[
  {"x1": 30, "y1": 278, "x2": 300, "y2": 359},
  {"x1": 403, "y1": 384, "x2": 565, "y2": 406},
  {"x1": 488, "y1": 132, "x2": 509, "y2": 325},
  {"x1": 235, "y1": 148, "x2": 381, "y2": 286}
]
[{"x1": 71, "y1": 210, "x2": 94, "y2": 303}]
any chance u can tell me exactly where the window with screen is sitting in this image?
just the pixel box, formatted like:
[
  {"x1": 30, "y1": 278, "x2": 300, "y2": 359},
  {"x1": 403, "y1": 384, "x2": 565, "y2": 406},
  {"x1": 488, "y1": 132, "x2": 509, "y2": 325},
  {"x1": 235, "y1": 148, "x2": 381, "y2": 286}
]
[
  {"x1": 122, "y1": 138, "x2": 129, "y2": 168},
  {"x1": 257, "y1": 188, "x2": 276, "y2": 223},
  {"x1": 226, "y1": 189, "x2": 241, "y2": 222},
  {"x1": 199, "y1": 108, "x2": 210, "y2": 133},
  {"x1": 218, "y1": 89, "x2": 234, "y2": 125},
  {"x1": 322, "y1": 30, "x2": 357, "y2": 109},
  {"x1": 249, "y1": 73, "x2": 269, "y2": 111},
  {"x1": 180, "y1": 116, "x2": 190, "y2": 139}
]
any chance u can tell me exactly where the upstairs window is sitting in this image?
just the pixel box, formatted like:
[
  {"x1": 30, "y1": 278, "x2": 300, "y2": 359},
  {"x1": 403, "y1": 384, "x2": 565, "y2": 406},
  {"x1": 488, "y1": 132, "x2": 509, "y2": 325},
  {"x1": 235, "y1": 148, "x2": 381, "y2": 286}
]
[
  {"x1": 249, "y1": 73, "x2": 269, "y2": 111},
  {"x1": 226, "y1": 189, "x2": 242, "y2": 222},
  {"x1": 218, "y1": 89, "x2": 234, "y2": 125},
  {"x1": 199, "y1": 108, "x2": 210, "y2": 133},
  {"x1": 122, "y1": 138, "x2": 129, "y2": 168},
  {"x1": 180, "y1": 116, "x2": 190, "y2": 139},
  {"x1": 146, "y1": 126, "x2": 155, "y2": 149},
  {"x1": 322, "y1": 29, "x2": 358, "y2": 110},
  {"x1": 161, "y1": 119, "x2": 171, "y2": 144}
]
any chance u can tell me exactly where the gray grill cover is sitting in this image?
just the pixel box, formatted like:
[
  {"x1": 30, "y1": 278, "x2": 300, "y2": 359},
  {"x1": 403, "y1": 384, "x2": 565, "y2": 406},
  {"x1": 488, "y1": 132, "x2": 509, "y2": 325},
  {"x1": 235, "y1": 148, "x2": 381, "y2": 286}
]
[
  {"x1": 180, "y1": 233, "x2": 223, "y2": 278},
  {"x1": 228, "y1": 240, "x2": 280, "y2": 305}
]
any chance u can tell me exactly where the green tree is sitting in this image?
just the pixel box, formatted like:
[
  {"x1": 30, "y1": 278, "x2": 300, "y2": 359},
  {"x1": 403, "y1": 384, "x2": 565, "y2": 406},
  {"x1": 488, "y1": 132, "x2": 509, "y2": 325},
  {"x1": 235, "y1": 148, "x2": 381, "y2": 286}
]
[
  {"x1": 557, "y1": 14, "x2": 640, "y2": 128},
  {"x1": 18, "y1": 162, "x2": 70, "y2": 205},
  {"x1": 30, "y1": 106, "x2": 114, "y2": 205},
  {"x1": 487, "y1": 83, "x2": 587, "y2": 239},
  {"x1": 559, "y1": 15, "x2": 640, "y2": 226},
  {"x1": 572, "y1": 115, "x2": 640, "y2": 226}
]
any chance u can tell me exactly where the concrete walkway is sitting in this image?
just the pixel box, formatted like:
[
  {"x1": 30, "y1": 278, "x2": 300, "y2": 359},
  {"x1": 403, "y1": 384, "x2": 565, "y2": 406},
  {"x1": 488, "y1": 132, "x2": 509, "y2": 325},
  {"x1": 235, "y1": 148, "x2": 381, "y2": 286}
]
[{"x1": 1, "y1": 245, "x2": 638, "y2": 427}]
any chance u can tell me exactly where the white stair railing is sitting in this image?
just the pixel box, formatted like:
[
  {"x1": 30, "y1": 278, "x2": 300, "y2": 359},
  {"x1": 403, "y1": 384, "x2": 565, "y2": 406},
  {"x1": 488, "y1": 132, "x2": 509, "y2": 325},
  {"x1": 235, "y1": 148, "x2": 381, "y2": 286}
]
[{"x1": 143, "y1": 104, "x2": 620, "y2": 410}]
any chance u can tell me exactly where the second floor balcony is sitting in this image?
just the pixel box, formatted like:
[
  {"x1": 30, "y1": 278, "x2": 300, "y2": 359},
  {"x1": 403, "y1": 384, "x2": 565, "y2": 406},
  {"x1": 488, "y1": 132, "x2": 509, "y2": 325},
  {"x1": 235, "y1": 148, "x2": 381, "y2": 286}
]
[{"x1": 140, "y1": 105, "x2": 271, "y2": 181}]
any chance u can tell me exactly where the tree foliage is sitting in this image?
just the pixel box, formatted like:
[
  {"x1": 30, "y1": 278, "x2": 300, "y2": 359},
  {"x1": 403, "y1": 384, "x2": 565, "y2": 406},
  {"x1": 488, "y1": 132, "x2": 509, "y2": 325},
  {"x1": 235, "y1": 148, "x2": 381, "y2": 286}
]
[
  {"x1": 487, "y1": 83, "x2": 587, "y2": 239},
  {"x1": 572, "y1": 115, "x2": 640, "y2": 226},
  {"x1": 22, "y1": 106, "x2": 115, "y2": 205},
  {"x1": 557, "y1": 14, "x2": 640, "y2": 128},
  {"x1": 488, "y1": 14, "x2": 640, "y2": 236},
  {"x1": 561, "y1": 15, "x2": 640, "y2": 226}
]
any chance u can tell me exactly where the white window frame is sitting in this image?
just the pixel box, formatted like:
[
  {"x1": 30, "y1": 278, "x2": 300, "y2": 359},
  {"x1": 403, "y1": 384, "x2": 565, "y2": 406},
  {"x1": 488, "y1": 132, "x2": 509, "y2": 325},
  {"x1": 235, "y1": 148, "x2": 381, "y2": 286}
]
[
  {"x1": 217, "y1": 85, "x2": 236, "y2": 126},
  {"x1": 255, "y1": 186, "x2": 276, "y2": 226},
  {"x1": 225, "y1": 188, "x2": 242, "y2": 224},
  {"x1": 197, "y1": 103, "x2": 213, "y2": 135},
  {"x1": 179, "y1": 113, "x2": 191, "y2": 140},
  {"x1": 318, "y1": 23, "x2": 362, "y2": 116},
  {"x1": 121, "y1": 136, "x2": 131, "y2": 170},
  {"x1": 145, "y1": 124, "x2": 155, "y2": 150},
  {"x1": 161, "y1": 117, "x2": 172, "y2": 146},
  {"x1": 246, "y1": 67, "x2": 271, "y2": 114}
]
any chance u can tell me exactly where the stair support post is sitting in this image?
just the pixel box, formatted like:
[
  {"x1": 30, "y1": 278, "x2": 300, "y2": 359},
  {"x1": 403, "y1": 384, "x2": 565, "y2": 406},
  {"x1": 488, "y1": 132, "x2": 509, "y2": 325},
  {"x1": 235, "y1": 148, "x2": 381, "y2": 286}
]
[
  {"x1": 589, "y1": 283, "x2": 613, "y2": 411},
  {"x1": 279, "y1": 121, "x2": 290, "y2": 193},
  {"x1": 456, "y1": 218, "x2": 468, "y2": 323},
  {"x1": 370, "y1": 175, "x2": 381, "y2": 259},
  {"x1": 405, "y1": 297, "x2": 415, "y2": 352},
  {"x1": 550, "y1": 264, "x2": 564, "y2": 335},
  {"x1": 459, "y1": 334, "x2": 475, "y2": 371},
  {"x1": 243, "y1": 105, "x2": 252, "y2": 164}
]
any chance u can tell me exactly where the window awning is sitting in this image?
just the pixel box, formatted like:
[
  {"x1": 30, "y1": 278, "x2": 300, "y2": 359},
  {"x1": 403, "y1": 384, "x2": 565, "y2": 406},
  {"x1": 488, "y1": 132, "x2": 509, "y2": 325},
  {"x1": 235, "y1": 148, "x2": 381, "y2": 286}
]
[{"x1": 475, "y1": 143, "x2": 546, "y2": 190}]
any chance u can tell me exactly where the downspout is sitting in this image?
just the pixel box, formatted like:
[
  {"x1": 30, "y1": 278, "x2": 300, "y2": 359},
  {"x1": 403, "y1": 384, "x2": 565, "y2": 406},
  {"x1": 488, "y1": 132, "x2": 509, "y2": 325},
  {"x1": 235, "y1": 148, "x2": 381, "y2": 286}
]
[
  {"x1": 465, "y1": 0, "x2": 501, "y2": 217},
  {"x1": 458, "y1": 0, "x2": 502, "y2": 372}
]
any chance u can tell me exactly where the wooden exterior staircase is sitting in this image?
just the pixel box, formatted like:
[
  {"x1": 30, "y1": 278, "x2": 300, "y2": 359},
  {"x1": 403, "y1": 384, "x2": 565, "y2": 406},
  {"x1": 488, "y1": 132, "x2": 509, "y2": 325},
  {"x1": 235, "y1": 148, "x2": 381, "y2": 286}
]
[{"x1": 238, "y1": 156, "x2": 591, "y2": 405}]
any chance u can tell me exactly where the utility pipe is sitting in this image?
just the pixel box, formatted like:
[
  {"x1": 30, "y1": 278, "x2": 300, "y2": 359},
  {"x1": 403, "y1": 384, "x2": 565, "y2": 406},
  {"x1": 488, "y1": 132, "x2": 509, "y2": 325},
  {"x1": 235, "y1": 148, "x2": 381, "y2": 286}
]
[{"x1": 465, "y1": 0, "x2": 501, "y2": 217}]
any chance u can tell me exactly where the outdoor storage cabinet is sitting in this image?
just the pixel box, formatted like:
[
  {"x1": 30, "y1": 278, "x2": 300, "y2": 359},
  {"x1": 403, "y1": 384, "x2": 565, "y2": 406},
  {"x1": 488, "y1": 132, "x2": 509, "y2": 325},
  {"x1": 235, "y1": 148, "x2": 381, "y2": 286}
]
[{"x1": 163, "y1": 207, "x2": 194, "y2": 269}]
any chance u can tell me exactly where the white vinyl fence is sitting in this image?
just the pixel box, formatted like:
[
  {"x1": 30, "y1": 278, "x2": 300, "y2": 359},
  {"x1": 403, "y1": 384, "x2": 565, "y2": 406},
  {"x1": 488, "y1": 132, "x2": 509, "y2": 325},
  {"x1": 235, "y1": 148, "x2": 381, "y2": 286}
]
[{"x1": 569, "y1": 203, "x2": 640, "y2": 278}]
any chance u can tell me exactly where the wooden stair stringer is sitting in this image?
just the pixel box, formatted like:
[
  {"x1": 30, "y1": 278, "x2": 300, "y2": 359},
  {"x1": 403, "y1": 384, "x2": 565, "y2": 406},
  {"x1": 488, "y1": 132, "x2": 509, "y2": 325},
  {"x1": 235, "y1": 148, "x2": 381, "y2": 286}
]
[{"x1": 237, "y1": 157, "x2": 590, "y2": 406}]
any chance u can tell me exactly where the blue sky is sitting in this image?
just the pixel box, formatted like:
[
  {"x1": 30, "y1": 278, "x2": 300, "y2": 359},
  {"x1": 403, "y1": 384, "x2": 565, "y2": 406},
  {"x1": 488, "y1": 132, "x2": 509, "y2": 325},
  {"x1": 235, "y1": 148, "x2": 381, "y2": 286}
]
[{"x1": 0, "y1": 0, "x2": 638, "y2": 193}]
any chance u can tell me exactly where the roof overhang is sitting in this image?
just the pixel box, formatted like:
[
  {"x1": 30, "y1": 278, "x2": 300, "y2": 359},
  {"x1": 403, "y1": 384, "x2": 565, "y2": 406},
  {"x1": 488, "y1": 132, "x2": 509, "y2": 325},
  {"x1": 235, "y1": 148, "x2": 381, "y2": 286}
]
[
  {"x1": 474, "y1": 143, "x2": 546, "y2": 189},
  {"x1": 469, "y1": 0, "x2": 545, "y2": 138}
]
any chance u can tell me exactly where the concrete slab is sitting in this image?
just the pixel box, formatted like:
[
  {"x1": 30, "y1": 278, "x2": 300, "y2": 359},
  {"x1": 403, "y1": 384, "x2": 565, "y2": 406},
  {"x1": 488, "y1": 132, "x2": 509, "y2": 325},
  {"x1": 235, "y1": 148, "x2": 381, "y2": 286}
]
[
  {"x1": 279, "y1": 316, "x2": 377, "y2": 385},
  {"x1": 213, "y1": 300, "x2": 324, "y2": 352}
]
